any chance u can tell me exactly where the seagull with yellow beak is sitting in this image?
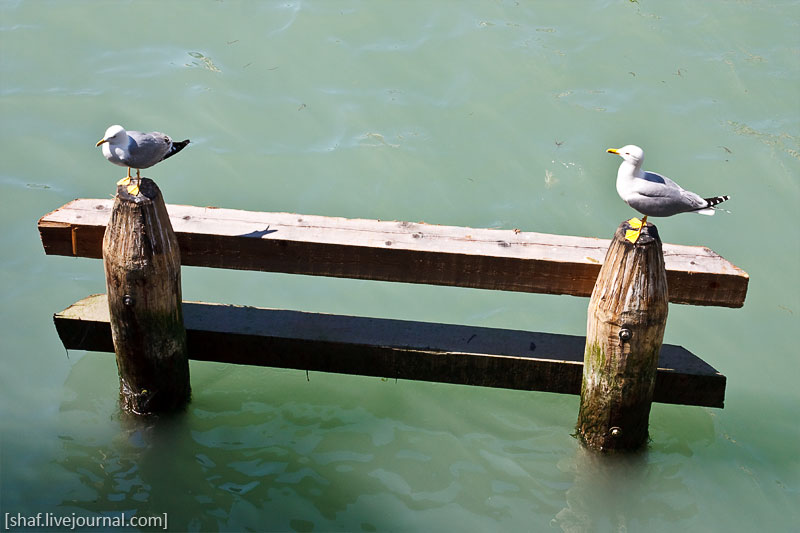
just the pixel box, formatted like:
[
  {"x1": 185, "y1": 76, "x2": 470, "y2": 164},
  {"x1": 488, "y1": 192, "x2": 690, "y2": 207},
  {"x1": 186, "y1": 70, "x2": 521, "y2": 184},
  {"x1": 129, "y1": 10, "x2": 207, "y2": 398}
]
[
  {"x1": 607, "y1": 145, "x2": 729, "y2": 243},
  {"x1": 96, "y1": 125, "x2": 189, "y2": 195}
]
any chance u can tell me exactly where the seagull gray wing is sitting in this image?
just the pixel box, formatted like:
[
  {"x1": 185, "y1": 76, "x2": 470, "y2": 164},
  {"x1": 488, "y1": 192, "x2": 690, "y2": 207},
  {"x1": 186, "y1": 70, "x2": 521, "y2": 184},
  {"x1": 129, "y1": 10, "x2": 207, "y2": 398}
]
[
  {"x1": 643, "y1": 172, "x2": 709, "y2": 211},
  {"x1": 627, "y1": 171, "x2": 708, "y2": 216},
  {"x1": 125, "y1": 131, "x2": 172, "y2": 169}
]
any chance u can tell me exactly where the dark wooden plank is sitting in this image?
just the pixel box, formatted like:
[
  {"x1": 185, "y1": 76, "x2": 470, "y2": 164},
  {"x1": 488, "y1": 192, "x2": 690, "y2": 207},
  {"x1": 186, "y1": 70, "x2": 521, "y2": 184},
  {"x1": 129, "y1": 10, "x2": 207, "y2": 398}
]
[
  {"x1": 38, "y1": 199, "x2": 748, "y2": 307},
  {"x1": 55, "y1": 295, "x2": 725, "y2": 408}
]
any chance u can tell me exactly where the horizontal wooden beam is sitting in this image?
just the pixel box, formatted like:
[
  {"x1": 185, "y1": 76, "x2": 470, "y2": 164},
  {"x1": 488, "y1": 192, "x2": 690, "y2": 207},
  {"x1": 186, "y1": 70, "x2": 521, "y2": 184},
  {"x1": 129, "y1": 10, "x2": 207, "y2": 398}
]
[
  {"x1": 55, "y1": 294, "x2": 726, "y2": 408},
  {"x1": 39, "y1": 199, "x2": 748, "y2": 307}
]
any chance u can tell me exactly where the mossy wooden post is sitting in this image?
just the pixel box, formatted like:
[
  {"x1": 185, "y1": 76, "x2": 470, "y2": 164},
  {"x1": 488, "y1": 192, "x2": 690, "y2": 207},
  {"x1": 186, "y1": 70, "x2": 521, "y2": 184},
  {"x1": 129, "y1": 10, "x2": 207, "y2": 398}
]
[
  {"x1": 577, "y1": 220, "x2": 668, "y2": 452},
  {"x1": 102, "y1": 178, "x2": 190, "y2": 414}
]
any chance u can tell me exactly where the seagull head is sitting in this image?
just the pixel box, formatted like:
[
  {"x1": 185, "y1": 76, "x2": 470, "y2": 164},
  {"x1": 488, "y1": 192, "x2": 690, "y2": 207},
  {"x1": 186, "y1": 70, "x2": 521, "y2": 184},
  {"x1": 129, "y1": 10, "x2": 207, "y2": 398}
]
[
  {"x1": 96, "y1": 125, "x2": 128, "y2": 147},
  {"x1": 607, "y1": 144, "x2": 644, "y2": 167}
]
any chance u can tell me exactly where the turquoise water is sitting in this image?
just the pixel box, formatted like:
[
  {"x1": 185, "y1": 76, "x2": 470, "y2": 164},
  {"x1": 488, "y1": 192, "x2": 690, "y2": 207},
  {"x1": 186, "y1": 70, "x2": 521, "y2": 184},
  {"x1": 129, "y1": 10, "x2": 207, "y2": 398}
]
[{"x1": 2, "y1": 1, "x2": 799, "y2": 531}]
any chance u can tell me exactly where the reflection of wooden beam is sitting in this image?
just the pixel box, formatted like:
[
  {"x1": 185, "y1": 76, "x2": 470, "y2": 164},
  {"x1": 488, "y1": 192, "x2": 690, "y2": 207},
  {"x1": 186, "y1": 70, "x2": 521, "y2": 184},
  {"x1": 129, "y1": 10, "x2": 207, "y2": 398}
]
[
  {"x1": 55, "y1": 294, "x2": 726, "y2": 408},
  {"x1": 39, "y1": 199, "x2": 748, "y2": 307}
]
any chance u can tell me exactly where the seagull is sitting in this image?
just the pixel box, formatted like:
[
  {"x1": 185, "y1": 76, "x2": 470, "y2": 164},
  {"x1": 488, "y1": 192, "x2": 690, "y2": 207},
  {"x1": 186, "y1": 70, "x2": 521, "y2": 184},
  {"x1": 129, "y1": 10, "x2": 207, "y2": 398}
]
[
  {"x1": 96, "y1": 125, "x2": 190, "y2": 195},
  {"x1": 607, "y1": 145, "x2": 729, "y2": 243}
]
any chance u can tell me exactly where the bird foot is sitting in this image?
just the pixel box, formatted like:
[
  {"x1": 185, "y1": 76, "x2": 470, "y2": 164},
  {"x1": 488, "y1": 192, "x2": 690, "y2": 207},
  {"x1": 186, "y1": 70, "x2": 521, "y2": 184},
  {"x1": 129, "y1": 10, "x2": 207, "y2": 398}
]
[
  {"x1": 127, "y1": 183, "x2": 140, "y2": 196},
  {"x1": 624, "y1": 216, "x2": 648, "y2": 243},
  {"x1": 625, "y1": 229, "x2": 643, "y2": 243},
  {"x1": 627, "y1": 217, "x2": 643, "y2": 229},
  {"x1": 117, "y1": 176, "x2": 131, "y2": 186}
]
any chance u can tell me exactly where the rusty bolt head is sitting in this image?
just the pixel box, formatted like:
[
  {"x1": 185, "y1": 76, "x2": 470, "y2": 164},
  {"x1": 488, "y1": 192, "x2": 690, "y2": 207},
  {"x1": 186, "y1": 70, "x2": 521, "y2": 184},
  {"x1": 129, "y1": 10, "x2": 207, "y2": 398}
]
[
  {"x1": 123, "y1": 295, "x2": 134, "y2": 307},
  {"x1": 610, "y1": 426, "x2": 622, "y2": 438}
]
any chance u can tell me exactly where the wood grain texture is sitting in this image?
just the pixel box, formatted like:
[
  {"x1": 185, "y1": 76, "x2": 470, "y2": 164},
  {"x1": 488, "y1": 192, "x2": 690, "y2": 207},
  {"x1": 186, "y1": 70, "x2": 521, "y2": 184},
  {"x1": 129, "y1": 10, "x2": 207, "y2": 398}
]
[
  {"x1": 54, "y1": 294, "x2": 726, "y2": 408},
  {"x1": 577, "y1": 221, "x2": 669, "y2": 452},
  {"x1": 38, "y1": 199, "x2": 749, "y2": 307},
  {"x1": 102, "y1": 180, "x2": 190, "y2": 414}
]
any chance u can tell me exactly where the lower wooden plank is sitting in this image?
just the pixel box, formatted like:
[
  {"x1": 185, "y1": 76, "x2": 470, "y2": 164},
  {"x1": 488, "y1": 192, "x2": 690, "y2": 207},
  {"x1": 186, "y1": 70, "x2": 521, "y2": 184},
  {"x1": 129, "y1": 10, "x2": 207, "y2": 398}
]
[{"x1": 54, "y1": 294, "x2": 726, "y2": 408}]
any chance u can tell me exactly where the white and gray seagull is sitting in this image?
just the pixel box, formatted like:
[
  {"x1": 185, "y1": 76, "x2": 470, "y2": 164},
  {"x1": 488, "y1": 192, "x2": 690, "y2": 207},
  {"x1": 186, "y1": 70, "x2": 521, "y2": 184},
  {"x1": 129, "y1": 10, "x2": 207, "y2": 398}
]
[
  {"x1": 96, "y1": 125, "x2": 190, "y2": 195},
  {"x1": 607, "y1": 144, "x2": 730, "y2": 243}
]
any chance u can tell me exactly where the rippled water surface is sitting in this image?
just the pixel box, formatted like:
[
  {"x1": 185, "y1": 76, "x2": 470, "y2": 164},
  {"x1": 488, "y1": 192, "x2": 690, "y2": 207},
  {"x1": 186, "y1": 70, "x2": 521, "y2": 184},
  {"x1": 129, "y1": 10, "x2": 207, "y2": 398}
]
[{"x1": 1, "y1": 1, "x2": 798, "y2": 531}]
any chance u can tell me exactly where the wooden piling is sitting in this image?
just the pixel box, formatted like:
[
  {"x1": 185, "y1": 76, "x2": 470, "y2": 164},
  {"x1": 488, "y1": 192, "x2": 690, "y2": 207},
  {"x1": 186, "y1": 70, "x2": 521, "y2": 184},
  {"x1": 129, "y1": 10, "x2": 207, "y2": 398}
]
[
  {"x1": 576, "y1": 220, "x2": 668, "y2": 452},
  {"x1": 102, "y1": 178, "x2": 190, "y2": 414}
]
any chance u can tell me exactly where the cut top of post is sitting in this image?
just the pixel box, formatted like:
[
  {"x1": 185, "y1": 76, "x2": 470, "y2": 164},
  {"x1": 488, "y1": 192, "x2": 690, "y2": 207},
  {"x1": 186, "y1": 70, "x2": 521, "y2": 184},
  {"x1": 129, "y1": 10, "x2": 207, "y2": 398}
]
[{"x1": 38, "y1": 199, "x2": 749, "y2": 307}]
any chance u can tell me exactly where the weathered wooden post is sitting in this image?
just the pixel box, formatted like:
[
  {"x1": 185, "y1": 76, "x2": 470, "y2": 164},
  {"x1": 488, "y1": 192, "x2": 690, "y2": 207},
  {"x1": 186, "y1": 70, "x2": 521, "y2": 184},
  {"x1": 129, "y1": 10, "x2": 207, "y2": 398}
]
[
  {"x1": 102, "y1": 178, "x2": 190, "y2": 414},
  {"x1": 576, "y1": 219, "x2": 668, "y2": 452}
]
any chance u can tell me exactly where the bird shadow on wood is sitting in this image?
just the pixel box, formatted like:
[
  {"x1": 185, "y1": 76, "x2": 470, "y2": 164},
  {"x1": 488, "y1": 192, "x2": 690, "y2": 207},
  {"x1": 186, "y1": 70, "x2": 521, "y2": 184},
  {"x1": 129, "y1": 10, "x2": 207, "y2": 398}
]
[{"x1": 238, "y1": 226, "x2": 278, "y2": 238}]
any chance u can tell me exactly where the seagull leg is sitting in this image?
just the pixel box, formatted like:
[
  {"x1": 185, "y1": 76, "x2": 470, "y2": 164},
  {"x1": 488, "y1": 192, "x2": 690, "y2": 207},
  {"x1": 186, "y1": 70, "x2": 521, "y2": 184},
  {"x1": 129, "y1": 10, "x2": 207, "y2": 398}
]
[
  {"x1": 127, "y1": 169, "x2": 141, "y2": 196},
  {"x1": 625, "y1": 216, "x2": 648, "y2": 243},
  {"x1": 117, "y1": 167, "x2": 132, "y2": 186}
]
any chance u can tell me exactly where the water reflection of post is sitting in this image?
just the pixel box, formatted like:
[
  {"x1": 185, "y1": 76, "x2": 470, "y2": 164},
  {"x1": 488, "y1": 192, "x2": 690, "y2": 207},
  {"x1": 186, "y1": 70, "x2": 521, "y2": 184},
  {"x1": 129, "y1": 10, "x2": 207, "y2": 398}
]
[
  {"x1": 116, "y1": 410, "x2": 216, "y2": 530},
  {"x1": 552, "y1": 446, "x2": 648, "y2": 532}
]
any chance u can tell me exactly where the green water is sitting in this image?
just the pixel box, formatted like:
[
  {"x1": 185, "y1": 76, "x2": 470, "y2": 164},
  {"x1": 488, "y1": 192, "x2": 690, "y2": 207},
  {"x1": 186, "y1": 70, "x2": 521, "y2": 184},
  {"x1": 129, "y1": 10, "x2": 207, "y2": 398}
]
[{"x1": 2, "y1": 1, "x2": 798, "y2": 531}]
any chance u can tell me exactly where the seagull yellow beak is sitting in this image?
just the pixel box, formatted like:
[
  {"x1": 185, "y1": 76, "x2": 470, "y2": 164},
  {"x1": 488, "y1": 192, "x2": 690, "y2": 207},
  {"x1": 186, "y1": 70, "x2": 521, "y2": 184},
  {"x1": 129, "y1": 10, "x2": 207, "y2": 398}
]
[
  {"x1": 606, "y1": 148, "x2": 619, "y2": 154},
  {"x1": 96, "y1": 139, "x2": 107, "y2": 147}
]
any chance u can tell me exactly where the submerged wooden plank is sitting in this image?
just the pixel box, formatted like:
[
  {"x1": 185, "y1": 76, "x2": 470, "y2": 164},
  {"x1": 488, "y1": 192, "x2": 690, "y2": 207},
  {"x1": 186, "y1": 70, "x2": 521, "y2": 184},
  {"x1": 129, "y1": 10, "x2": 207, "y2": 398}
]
[
  {"x1": 55, "y1": 294, "x2": 726, "y2": 408},
  {"x1": 38, "y1": 199, "x2": 748, "y2": 307}
]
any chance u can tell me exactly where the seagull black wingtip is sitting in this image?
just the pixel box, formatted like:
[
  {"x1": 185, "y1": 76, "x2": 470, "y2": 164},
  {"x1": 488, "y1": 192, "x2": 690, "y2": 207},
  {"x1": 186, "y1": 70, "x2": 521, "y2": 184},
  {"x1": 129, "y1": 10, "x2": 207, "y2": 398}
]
[{"x1": 163, "y1": 139, "x2": 190, "y2": 161}]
